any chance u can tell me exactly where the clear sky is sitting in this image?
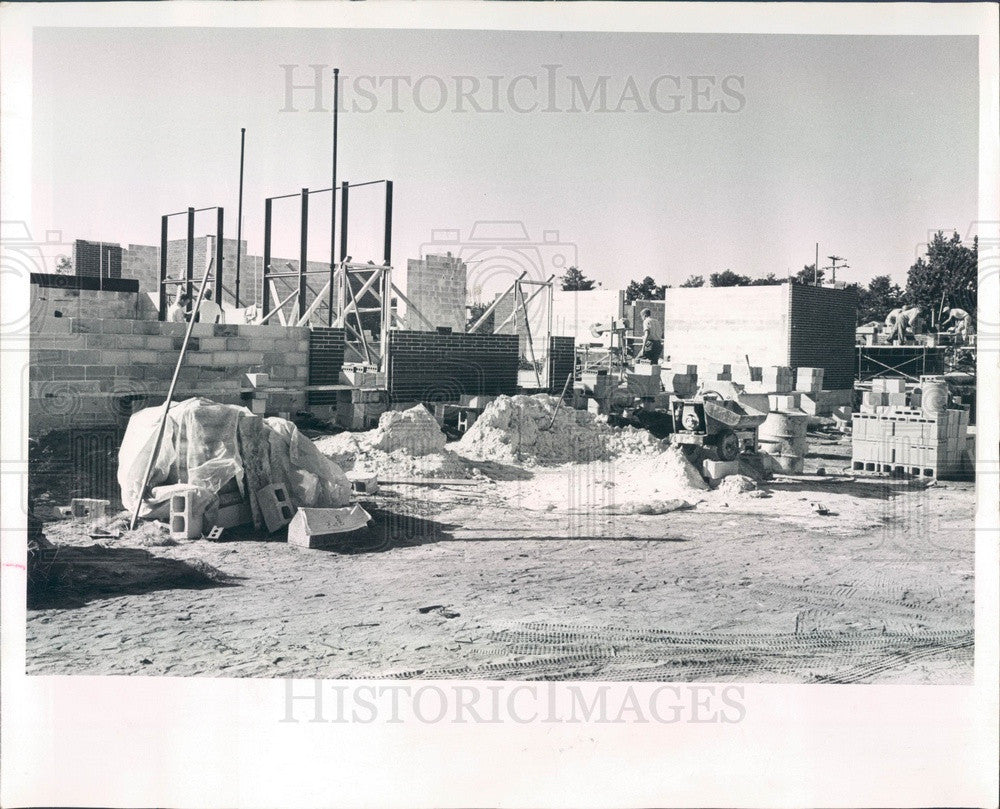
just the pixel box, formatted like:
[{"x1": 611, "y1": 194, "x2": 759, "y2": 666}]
[{"x1": 31, "y1": 27, "x2": 979, "y2": 294}]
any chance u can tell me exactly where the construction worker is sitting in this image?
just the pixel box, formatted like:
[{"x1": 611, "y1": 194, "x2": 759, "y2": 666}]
[
  {"x1": 941, "y1": 306, "x2": 973, "y2": 341},
  {"x1": 885, "y1": 305, "x2": 923, "y2": 344},
  {"x1": 166, "y1": 291, "x2": 190, "y2": 323},
  {"x1": 197, "y1": 288, "x2": 224, "y2": 324},
  {"x1": 636, "y1": 307, "x2": 663, "y2": 364}
]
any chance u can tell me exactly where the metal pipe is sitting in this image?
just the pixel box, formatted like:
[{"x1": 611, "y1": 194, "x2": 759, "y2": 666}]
[
  {"x1": 235, "y1": 127, "x2": 245, "y2": 307},
  {"x1": 339, "y1": 180, "x2": 350, "y2": 260},
  {"x1": 258, "y1": 288, "x2": 299, "y2": 324},
  {"x1": 128, "y1": 259, "x2": 214, "y2": 531},
  {"x1": 296, "y1": 279, "x2": 331, "y2": 327},
  {"x1": 517, "y1": 280, "x2": 543, "y2": 389},
  {"x1": 390, "y1": 283, "x2": 435, "y2": 331},
  {"x1": 493, "y1": 274, "x2": 554, "y2": 333}
]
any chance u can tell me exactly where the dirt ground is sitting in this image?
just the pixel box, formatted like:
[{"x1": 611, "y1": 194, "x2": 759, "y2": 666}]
[{"x1": 25, "y1": 432, "x2": 974, "y2": 683}]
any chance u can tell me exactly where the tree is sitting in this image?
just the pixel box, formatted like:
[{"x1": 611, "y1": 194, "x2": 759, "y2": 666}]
[
  {"x1": 857, "y1": 274, "x2": 904, "y2": 324},
  {"x1": 680, "y1": 274, "x2": 705, "y2": 288},
  {"x1": 709, "y1": 269, "x2": 752, "y2": 287},
  {"x1": 55, "y1": 255, "x2": 72, "y2": 274},
  {"x1": 624, "y1": 275, "x2": 666, "y2": 303},
  {"x1": 906, "y1": 231, "x2": 977, "y2": 321},
  {"x1": 749, "y1": 273, "x2": 782, "y2": 286},
  {"x1": 466, "y1": 301, "x2": 494, "y2": 332},
  {"x1": 793, "y1": 264, "x2": 824, "y2": 285},
  {"x1": 560, "y1": 266, "x2": 596, "y2": 291}
]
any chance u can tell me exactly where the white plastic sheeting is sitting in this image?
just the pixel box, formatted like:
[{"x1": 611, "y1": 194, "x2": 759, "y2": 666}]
[{"x1": 118, "y1": 397, "x2": 351, "y2": 519}]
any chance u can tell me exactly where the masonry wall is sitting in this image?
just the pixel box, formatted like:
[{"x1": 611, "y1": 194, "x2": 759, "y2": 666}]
[
  {"x1": 386, "y1": 331, "x2": 519, "y2": 403},
  {"x1": 30, "y1": 312, "x2": 309, "y2": 436},
  {"x1": 787, "y1": 284, "x2": 859, "y2": 390},
  {"x1": 660, "y1": 286, "x2": 791, "y2": 369},
  {"x1": 405, "y1": 254, "x2": 467, "y2": 332},
  {"x1": 121, "y1": 243, "x2": 160, "y2": 293},
  {"x1": 307, "y1": 327, "x2": 347, "y2": 406},
  {"x1": 548, "y1": 336, "x2": 575, "y2": 393},
  {"x1": 31, "y1": 277, "x2": 158, "y2": 322},
  {"x1": 72, "y1": 240, "x2": 122, "y2": 279}
]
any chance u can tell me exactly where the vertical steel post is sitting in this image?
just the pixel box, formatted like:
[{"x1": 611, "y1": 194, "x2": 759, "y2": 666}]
[
  {"x1": 339, "y1": 181, "x2": 350, "y2": 261},
  {"x1": 185, "y1": 207, "x2": 195, "y2": 299},
  {"x1": 235, "y1": 127, "x2": 245, "y2": 308},
  {"x1": 215, "y1": 206, "x2": 224, "y2": 303},
  {"x1": 299, "y1": 188, "x2": 309, "y2": 320},
  {"x1": 329, "y1": 69, "x2": 340, "y2": 327},
  {"x1": 262, "y1": 197, "x2": 272, "y2": 318},
  {"x1": 383, "y1": 180, "x2": 393, "y2": 266},
  {"x1": 159, "y1": 215, "x2": 168, "y2": 319}
]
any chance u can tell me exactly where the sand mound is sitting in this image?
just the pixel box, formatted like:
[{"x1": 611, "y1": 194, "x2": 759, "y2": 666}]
[
  {"x1": 314, "y1": 405, "x2": 470, "y2": 480},
  {"x1": 456, "y1": 394, "x2": 665, "y2": 465},
  {"x1": 716, "y1": 474, "x2": 758, "y2": 496}
]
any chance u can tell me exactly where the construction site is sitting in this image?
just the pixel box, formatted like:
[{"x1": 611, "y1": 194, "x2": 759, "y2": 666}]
[{"x1": 22, "y1": 79, "x2": 978, "y2": 685}]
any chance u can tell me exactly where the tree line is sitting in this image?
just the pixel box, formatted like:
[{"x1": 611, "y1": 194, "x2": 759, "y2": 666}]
[{"x1": 559, "y1": 231, "x2": 978, "y2": 325}]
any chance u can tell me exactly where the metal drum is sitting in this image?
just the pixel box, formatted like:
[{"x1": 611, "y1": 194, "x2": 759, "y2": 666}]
[
  {"x1": 758, "y1": 411, "x2": 809, "y2": 474},
  {"x1": 921, "y1": 380, "x2": 949, "y2": 416}
]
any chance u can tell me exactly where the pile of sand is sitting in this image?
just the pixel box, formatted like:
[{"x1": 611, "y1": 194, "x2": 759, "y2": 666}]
[
  {"x1": 506, "y1": 445, "x2": 709, "y2": 512},
  {"x1": 314, "y1": 405, "x2": 472, "y2": 480},
  {"x1": 456, "y1": 394, "x2": 665, "y2": 465}
]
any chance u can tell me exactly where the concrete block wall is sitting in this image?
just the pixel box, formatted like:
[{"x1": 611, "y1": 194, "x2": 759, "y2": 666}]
[
  {"x1": 29, "y1": 318, "x2": 309, "y2": 436},
  {"x1": 405, "y1": 254, "x2": 467, "y2": 332},
  {"x1": 307, "y1": 327, "x2": 347, "y2": 406},
  {"x1": 386, "y1": 331, "x2": 519, "y2": 403},
  {"x1": 787, "y1": 284, "x2": 858, "y2": 390},
  {"x1": 121, "y1": 243, "x2": 160, "y2": 293},
  {"x1": 30, "y1": 283, "x2": 160, "y2": 322},
  {"x1": 548, "y1": 336, "x2": 575, "y2": 394}
]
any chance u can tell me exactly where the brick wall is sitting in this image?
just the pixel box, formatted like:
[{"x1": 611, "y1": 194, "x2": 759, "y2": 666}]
[
  {"x1": 406, "y1": 254, "x2": 467, "y2": 332},
  {"x1": 386, "y1": 331, "x2": 519, "y2": 403},
  {"x1": 29, "y1": 316, "x2": 309, "y2": 436},
  {"x1": 788, "y1": 284, "x2": 859, "y2": 390},
  {"x1": 548, "y1": 336, "x2": 575, "y2": 393},
  {"x1": 72, "y1": 240, "x2": 122, "y2": 279},
  {"x1": 307, "y1": 327, "x2": 347, "y2": 406}
]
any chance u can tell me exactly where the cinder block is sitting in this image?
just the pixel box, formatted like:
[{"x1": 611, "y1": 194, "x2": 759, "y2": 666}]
[
  {"x1": 256, "y1": 484, "x2": 296, "y2": 533},
  {"x1": 346, "y1": 470, "x2": 380, "y2": 495},
  {"x1": 169, "y1": 492, "x2": 202, "y2": 540},
  {"x1": 794, "y1": 367, "x2": 824, "y2": 393},
  {"x1": 881, "y1": 377, "x2": 907, "y2": 394},
  {"x1": 768, "y1": 393, "x2": 801, "y2": 412},
  {"x1": 245, "y1": 372, "x2": 270, "y2": 388},
  {"x1": 702, "y1": 459, "x2": 740, "y2": 480},
  {"x1": 70, "y1": 498, "x2": 110, "y2": 519},
  {"x1": 886, "y1": 392, "x2": 909, "y2": 408}
]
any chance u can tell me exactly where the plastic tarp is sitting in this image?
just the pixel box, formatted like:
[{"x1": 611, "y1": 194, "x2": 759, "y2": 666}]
[{"x1": 118, "y1": 397, "x2": 351, "y2": 519}]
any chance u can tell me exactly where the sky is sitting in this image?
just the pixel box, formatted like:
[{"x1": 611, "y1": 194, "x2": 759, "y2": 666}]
[{"x1": 30, "y1": 27, "x2": 979, "y2": 296}]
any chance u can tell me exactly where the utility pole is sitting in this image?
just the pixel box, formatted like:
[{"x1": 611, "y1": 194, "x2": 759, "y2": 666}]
[
  {"x1": 823, "y1": 255, "x2": 849, "y2": 286},
  {"x1": 329, "y1": 67, "x2": 340, "y2": 327}
]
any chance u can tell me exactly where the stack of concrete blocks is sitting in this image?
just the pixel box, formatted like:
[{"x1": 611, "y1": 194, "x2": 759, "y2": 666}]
[
  {"x1": 851, "y1": 378, "x2": 970, "y2": 478},
  {"x1": 699, "y1": 363, "x2": 732, "y2": 382},
  {"x1": 335, "y1": 388, "x2": 388, "y2": 431},
  {"x1": 741, "y1": 366, "x2": 793, "y2": 395},
  {"x1": 702, "y1": 459, "x2": 740, "y2": 482},
  {"x1": 627, "y1": 362, "x2": 662, "y2": 397},
  {"x1": 768, "y1": 392, "x2": 802, "y2": 412},
  {"x1": 405, "y1": 254, "x2": 468, "y2": 333},
  {"x1": 661, "y1": 363, "x2": 698, "y2": 397}
]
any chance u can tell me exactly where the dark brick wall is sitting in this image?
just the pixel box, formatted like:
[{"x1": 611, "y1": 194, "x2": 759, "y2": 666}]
[
  {"x1": 788, "y1": 284, "x2": 858, "y2": 390},
  {"x1": 308, "y1": 327, "x2": 347, "y2": 406},
  {"x1": 548, "y1": 336, "x2": 575, "y2": 394},
  {"x1": 73, "y1": 240, "x2": 122, "y2": 279},
  {"x1": 387, "y1": 331, "x2": 519, "y2": 403}
]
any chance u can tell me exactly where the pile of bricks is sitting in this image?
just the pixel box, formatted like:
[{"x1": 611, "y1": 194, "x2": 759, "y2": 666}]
[{"x1": 851, "y1": 378, "x2": 969, "y2": 478}]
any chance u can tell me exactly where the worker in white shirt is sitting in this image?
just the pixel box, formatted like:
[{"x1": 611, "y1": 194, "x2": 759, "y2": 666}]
[
  {"x1": 197, "y1": 288, "x2": 224, "y2": 324},
  {"x1": 885, "y1": 305, "x2": 923, "y2": 344},
  {"x1": 166, "y1": 291, "x2": 190, "y2": 323},
  {"x1": 636, "y1": 307, "x2": 663, "y2": 364},
  {"x1": 940, "y1": 307, "x2": 973, "y2": 340}
]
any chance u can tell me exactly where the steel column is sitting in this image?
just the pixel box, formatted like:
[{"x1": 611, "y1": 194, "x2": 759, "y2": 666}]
[
  {"x1": 262, "y1": 197, "x2": 272, "y2": 317},
  {"x1": 339, "y1": 181, "x2": 350, "y2": 261},
  {"x1": 235, "y1": 127, "x2": 245, "y2": 307},
  {"x1": 158, "y1": 215, "x2": 168, "y2": 320},
  {"x1": 329, "y1": 69, "x2": 340, "y2": 327},
  {"x1": 383, "y1": 180, "x2": 393, "y2": 266},
  {"x1": 299, "y1": 188, "x2": 309, "y2": 320},
  {"x1": 215, "y1": 206, "x2": 224, "y2": 303},
  {"x1": 185, "y1": 206, "x2": 195, "y2": 299}
]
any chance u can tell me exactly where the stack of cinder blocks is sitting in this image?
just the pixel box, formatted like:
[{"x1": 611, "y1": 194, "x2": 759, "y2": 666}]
[
  {"x1": 851, "y1": 379, "x2": 969, "y2": 478},
  {"x1": 627, "y1": 362, "x2": 663, "y2": 397},
  {"x1": 661, "y1": 363, "x2": 697, "y2": 397}
]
